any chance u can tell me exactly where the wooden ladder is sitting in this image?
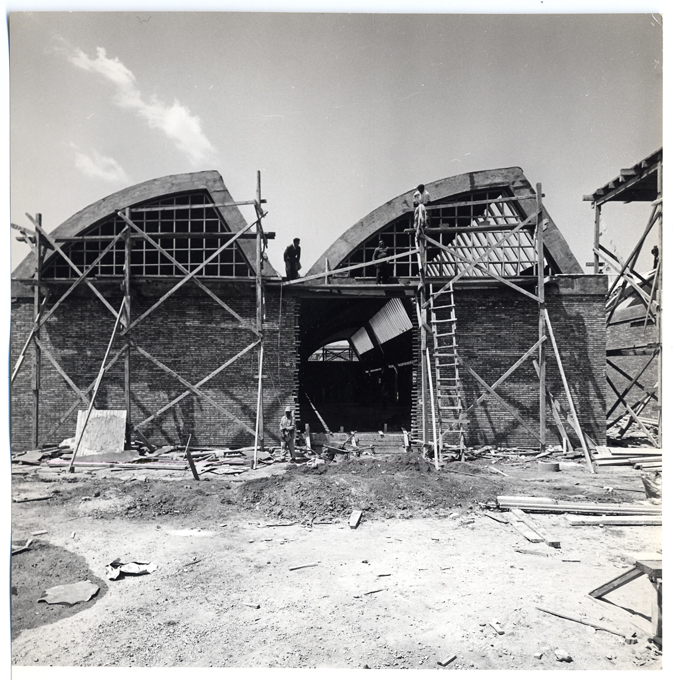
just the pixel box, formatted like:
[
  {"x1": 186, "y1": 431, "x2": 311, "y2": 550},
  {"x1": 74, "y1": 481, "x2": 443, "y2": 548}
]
[{"x1": 429, "y1": 283, "x2": 465, "y2": 459}]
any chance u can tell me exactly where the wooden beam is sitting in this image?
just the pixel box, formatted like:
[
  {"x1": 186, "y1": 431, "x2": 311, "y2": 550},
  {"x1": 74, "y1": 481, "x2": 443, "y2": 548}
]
[
  {"x1": 68, "y1": 299, "x2": 127, "y2": 472},
  {"x1": 55, "y1": 231, "x2": 275, "y2": 242},
  {"x1": 536, "y1": 183, "x2": 546, "y2": 454},
  {"x1": 543, "y1": 309, "x2": 594, "y2": 473},
  {"x1": 282, "y1": 248, "x2": 419, "y2": 286},
  {"x1": 533, "y1": 359, "x2": 573, "y2": 451},
  {"x1": 34, "y1": 337, "x2": 90, "y2": 408},
  {"x1": 32, "y1": 216, "x2": 42, "y2": 448},
  {"x1": 128, "y1": 199, "x2": 266, "y2": 212},
  {"x1": 510, "y1": 507, "x2": 560, "y2": 548},
  {"x1": 589, "y1": 567, "x2": 643, "y2": 599},
  {"x1": 497, "y1": 497, "x2": 660, "y2": 515},
  {"x1": 124, "y1": 225, "x2": 132, "y2": 446}
]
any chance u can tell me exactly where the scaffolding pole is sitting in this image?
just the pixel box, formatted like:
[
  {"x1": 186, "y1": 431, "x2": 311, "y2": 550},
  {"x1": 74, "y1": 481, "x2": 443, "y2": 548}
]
[{"x1": 536, "y1": 183, "x2": 547, "y2": 454}]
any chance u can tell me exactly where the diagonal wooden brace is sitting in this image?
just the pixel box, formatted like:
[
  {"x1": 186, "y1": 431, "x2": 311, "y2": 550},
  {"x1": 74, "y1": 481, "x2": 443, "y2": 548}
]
[
  {"x1": 461, "y1": 358, "x2": 543, "y2": 444},
  {"x1": 133, "y1": 339, "x2": 261, "y2": 435},
  {"x1": 464, "y1": 337, "x2": 546, "y2": 415},
  {"x1": 130, "y1": 340, "x2": 257, "y2": 437},
  {"x1": 26, "y1": 213, "x2": 119, "y2": 319}
]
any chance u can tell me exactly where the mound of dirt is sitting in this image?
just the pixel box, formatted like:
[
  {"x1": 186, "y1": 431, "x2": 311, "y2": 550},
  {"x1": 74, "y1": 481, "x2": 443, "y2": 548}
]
[{"x1": 237, "y1": 454, "x2": 507, "y2": 522}]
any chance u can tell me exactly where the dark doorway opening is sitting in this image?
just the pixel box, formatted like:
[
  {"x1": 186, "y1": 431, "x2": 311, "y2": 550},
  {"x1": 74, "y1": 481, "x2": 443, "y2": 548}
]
[{"x1": 297, "y1": 296, "x2": 414, "y2": 433}]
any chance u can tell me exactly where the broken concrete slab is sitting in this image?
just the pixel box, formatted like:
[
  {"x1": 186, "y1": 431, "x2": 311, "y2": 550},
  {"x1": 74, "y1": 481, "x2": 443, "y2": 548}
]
[{"x1": 38, "y1": 580, "x2": 100, "y2": 606}]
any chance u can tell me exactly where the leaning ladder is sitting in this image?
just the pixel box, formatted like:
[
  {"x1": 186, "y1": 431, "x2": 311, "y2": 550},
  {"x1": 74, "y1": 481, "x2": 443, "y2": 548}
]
[{"x1": 429, "y1": 283, "x2": 466, "y2": 460}]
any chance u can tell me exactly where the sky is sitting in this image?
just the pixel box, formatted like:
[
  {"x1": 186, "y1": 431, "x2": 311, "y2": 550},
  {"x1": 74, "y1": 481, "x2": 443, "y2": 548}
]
[{"x1": 6, "y1": 8, "x2": 663, "y2": 278}]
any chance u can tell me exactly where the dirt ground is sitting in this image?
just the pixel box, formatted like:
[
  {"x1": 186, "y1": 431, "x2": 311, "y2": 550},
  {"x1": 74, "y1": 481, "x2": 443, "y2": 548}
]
[{"x1": 9, "y1": 453, "x2": 662, "y2": 671}]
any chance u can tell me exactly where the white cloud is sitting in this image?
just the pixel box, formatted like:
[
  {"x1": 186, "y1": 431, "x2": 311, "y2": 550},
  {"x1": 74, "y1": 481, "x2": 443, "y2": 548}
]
[
  {"x1": 67, "y1": 46, "x2": 216, "y2": 166},
  {"x1": 74, "y1": 149, "x2": 130, "y2": 184}
]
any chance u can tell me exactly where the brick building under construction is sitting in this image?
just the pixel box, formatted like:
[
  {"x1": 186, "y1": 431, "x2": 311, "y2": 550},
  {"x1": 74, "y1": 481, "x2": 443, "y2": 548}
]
[{"x1": 10, "y1": 166, "x2": 608, "y2": 460}]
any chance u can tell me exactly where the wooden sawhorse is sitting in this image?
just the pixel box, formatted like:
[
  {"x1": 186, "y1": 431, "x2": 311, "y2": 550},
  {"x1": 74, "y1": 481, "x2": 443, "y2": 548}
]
[{"x1": 589, "y1": 559, "x2": 662, "y2": 646}]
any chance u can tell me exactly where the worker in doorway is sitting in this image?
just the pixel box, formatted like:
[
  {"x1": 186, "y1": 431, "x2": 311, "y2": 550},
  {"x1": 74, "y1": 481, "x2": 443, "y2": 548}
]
[
  {"x1": 413, "y1": 183, "x2": 431, "y2": 235},
  {"x1": 284, "y1": 238, "x2": 302, "y2": 280},
  {"x1": 373, "y1": 239, "x2": 389, "y2": 284},
  {"x1": 280, "y1": 406, "x2": 297, "y2": 461}
]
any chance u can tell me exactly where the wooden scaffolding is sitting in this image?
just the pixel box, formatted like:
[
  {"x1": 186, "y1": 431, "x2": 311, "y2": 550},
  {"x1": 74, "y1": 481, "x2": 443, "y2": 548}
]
[
  {"x1": 11, "y1": 173, "x2": 272, "y2": 469},
  {"x1": 584, "y1": 148, "x2": 663, "y2": 447}
]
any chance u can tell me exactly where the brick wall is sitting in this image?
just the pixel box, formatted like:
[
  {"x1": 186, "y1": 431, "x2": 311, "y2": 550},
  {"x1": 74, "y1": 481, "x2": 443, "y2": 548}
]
[
  {"x1": 414, "y1": 275, "x2": 607, "y2": 447},
  {"x1": 10, "y1": 282, "x2": 297, "y2": 451}
]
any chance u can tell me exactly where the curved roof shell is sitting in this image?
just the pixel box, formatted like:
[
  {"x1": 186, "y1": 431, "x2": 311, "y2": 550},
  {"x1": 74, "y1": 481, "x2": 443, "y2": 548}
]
[
  {"x1": 307, "y1": 167, "x2": 582, "y2": 277},
  {"x1": 13, "y1": 170, "x2": 279, "y2": 280}
]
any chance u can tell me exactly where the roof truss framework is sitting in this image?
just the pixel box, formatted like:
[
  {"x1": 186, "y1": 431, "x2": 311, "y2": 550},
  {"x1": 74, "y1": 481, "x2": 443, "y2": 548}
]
[{"x1": 339, "y1": 189, "x2": 548, "y2": 280}]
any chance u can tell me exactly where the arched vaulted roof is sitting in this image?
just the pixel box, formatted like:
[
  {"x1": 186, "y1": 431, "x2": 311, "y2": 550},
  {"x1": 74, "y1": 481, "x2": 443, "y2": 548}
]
[
  {"x1": 307, "y1": 167, "x2": 582, "y2": 277},
  {"x1": 13, "y1": 170, "x2": 279, "y2": 280}
]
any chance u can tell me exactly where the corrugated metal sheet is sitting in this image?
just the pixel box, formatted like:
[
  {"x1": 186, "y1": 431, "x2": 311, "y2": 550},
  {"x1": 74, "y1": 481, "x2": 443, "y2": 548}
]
[
  {"x1": 369, "y1": 297, "x2": 413, "y2": 345},
  {"x1": 351, "y1": 327, "x2": 374, "y2": 355}
]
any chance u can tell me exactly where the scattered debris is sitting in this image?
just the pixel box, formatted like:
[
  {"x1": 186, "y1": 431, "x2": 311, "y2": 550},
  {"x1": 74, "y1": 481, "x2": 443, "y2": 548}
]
[
  {"x1": 349, "y1": 510, "x2": 363, "y2": 529},
  {"x1": 554, "y1": 648, "x2": 573, "y2": 663},
  {"x1": 12, "y1": 539, "x2": 34, "y2": 555},
  {"x1": 31, "y1": 530, "x2": 48, "y2": 536},
  {"x1": 38, "y1": 580, "x2": 99, "y2": 605},
  {"x1": 242, "y1": 602, "x2": 260, "y2": 609},
  {"x1": 288, "y1": 563, "x2": 318, "y2": 571},
  {"x1": 12, "y1": 494, "x2": 53, "y2": 503},
  {"x1": 533, "y1": 652, "x2": 544, "y2": 660},
  {"x1": 437, "y1": 654, "x2": 457, "y2": 666},
  {"x1": 489, "y1": 620, "x2": 505, "y2": 635},
  {"x1": 106, "y1": 559, "x2": 159, "y2": 580}
]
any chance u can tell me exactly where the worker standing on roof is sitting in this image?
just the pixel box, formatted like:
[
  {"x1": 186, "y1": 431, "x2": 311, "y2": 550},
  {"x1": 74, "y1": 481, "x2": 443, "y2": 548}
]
[
  {"x1": 279, "y1": 406, "x2": 297, "y2": 461},
  {"x1": 373, "y1": 239, "x2": 389, "y2": 284},
  {"x1": 284, "y1": 238, "x2": 302, "y2": 280},
  {"x1": 413, "y1": 184, "x2": 431, "y2": 235}
]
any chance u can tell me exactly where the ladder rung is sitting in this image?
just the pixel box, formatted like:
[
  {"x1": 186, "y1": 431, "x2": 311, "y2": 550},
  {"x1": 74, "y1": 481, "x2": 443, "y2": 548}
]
[
  {"x1": 433, "y1": 317, "x2": 457, "y2": 324},
  {"x1": 435, "y1": 353, "x2": 457, "y2": 357},
  {"x1": 432, "y1": 304, "x2": 455, "y2": 311},
  {"x1": 435, "y1": 332, "x2": 457, "y2": 338},
  {"x1": 439, "y1": 405, "x2": 462, "y2": 410}
]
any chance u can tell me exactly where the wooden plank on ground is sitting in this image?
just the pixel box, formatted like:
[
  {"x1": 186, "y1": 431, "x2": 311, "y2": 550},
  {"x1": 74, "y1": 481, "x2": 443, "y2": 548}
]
[
  {"x1": 507, "y1": 513, "x2": 544, "y2": 543},
  {"x1": 609, "y1": 447, "x2": 662, "y2": 456},
  {"x1": 567, "y1": 515, "x2": 662, "y2": 526},
  {"x1": 510, "y1": 508, "x2": 561, "y2": 548},
  {"x1": 536, "y1": 606, "x2": 630, "y2": 638},
  {"x1": 497, "y1": 496, "x2": 661, "y2": 516}
]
